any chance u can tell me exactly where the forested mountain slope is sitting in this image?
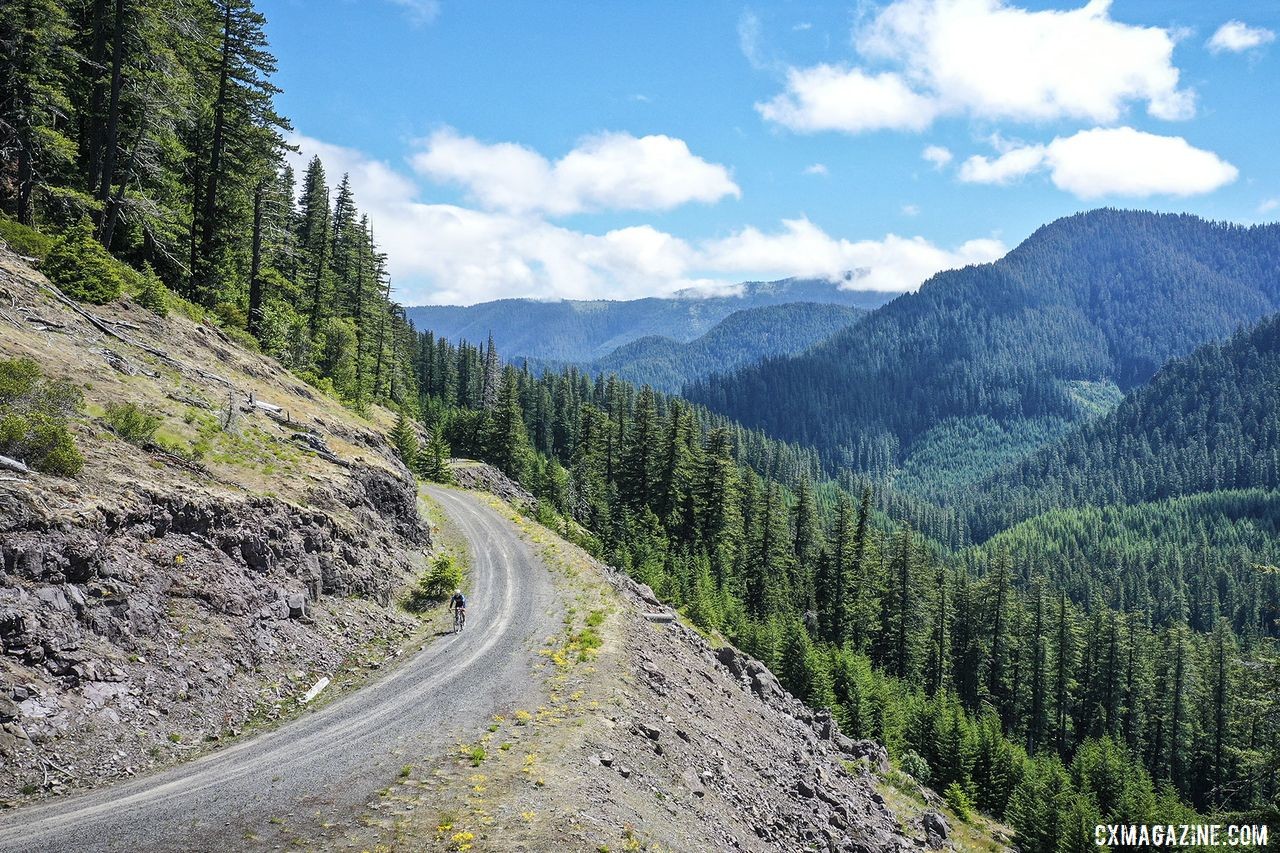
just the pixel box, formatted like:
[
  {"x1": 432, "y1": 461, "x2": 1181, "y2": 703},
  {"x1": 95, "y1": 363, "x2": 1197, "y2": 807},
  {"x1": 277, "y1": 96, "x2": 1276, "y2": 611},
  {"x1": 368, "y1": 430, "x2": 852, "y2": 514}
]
[
  {"x1": 968, "y1": 490, "x2": 1280, "y2": 633},
  {"x1": 687, "y1": 210, "x2": 1280, "y2": 489},
  {"x1": 530, "y1": 302, "x2": 866, "y2": 393},
  {"x1": 408, "y1": 329, "x2": 1280, "y2": 840},
  {"x1": 404, "y1": 278, "x2": 895, "y2": 363},
  {"x1": 965, "y1": 312, "x2": 1280, "y2": 539}
]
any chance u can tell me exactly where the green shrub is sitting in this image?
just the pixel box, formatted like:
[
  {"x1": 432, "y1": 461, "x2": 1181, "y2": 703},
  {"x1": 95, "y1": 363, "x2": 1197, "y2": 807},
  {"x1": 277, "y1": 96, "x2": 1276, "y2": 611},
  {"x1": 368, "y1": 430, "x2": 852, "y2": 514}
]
[
  {"x1": 104, "y1": 401, "x2": 161, "y2": 444},
  {"x1": 221, "y1": 324, "x2": 261, "y2": 352},
  {"x1": 0, "y1": 358, "x2": 84, "y2": 476},
  {"x1": 406, "y1": 554, "x2": 464, "y2": 612},
  {"x1": 899, "y1": 750, "x2": 931, "y2": 784},
  {"x1": 944, "y1": 782, "x2": 972, "y2": 822},
  {"x1": 43, "y1": 219, "x2": 125, "y2": 304},
  {"x1": 0, "y1": 357, "x2": 41, "y2": 403},
  {"x1": 23, "y1": 414, "x2": 85, "y2": 476},
  {"x1": 213, "y1": 301, "x2": 248, "y2": 329},
  {"x1": 135, "y1": 263, "x2": 169, "y2": 316},
  {"x1": 0, "y1": 214, "x2": 55, "y2": 258}
]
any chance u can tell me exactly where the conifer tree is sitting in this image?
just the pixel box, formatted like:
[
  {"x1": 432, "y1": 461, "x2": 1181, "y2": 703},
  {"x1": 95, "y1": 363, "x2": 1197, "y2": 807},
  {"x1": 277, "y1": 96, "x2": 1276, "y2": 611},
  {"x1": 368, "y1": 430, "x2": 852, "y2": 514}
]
[
  {"x1": 391, "y1": 407, "x2": 418, "y2": 472},
  {"x1": 0, "y1": 0, "x2": 75, "y2": 225},
  {"x1": 420, "y1": 426, "x2": 452, "y2": 483}
]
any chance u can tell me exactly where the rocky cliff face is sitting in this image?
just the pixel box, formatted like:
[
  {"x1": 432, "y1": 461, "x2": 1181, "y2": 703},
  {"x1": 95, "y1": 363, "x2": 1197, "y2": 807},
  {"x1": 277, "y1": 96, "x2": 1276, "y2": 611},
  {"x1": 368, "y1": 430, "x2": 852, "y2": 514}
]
[
  {"x1": 0, "y1": 446, "x2": 429, "y2": 801},
  {"x1": 0, "y1": 250, "x2": 433, "y2": 801}
]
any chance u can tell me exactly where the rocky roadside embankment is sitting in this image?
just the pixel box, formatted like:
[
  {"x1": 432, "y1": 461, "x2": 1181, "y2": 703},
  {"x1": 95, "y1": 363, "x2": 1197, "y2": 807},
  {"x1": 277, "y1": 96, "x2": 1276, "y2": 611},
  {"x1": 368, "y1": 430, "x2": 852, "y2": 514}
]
[
  {"x1": 0, "y1": 249, "x2": 438, "y2": 804},
  {"x1": 560, "y1": 569, "x2": 954, "y2": 852},
  {"x1": 0, "y1": 464, "x2": 429, "y2": 801}
]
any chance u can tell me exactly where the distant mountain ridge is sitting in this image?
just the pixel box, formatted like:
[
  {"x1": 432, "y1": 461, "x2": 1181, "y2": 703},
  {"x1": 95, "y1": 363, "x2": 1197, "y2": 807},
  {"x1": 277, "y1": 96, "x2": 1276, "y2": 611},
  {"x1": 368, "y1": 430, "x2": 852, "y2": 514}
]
[
  {"x1": 404, "y1": 278, "x2": 899, "y2": 363},
  {"x1": 524, "y1": 302, "x2": 867, "y2": 393},
  {"x1": 686, "y1": 210, "x2": 1280, "y2": 490}
]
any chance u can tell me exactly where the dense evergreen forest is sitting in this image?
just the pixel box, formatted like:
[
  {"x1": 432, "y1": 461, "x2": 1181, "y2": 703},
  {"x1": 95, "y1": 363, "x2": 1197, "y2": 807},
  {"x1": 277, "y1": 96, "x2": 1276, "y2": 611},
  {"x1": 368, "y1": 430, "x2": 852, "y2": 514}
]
[
  {"x1": 0, "y1": 0, "x2": 418, "y2": 409},
  {"x1": 406, "y1": 333, "x2": 1280, "y2": 849},
  {"x1": 965, "y1": 314, "x2": 1280, "y2": 537},
  {"x1": 969, "y1": 491, "x2": 1280, "y2": 636},
  {"x1": 4, "y1": 2, "x2": 1278, "y2": 848},
  {"x1": 526, "y1": 302, "x2": 867, "y2": 393},
  {"x1": 687, "y1": 210, "x2": 1280, "y2": 495}
]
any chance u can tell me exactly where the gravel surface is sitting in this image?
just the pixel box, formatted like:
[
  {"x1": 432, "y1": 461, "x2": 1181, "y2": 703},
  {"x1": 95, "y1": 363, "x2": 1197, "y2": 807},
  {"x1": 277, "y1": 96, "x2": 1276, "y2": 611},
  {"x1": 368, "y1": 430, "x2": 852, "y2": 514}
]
[{"x1": 0, "y1": 487, "x2": 559, "y2": 852}]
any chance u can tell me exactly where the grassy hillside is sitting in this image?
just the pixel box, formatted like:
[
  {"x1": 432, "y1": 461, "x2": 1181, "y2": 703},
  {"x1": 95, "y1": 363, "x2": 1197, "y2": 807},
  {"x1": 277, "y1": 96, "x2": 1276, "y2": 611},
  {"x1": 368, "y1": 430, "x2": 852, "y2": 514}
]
[{"x1": 0, "y1": 248, "x2": 436, "y2": 801}]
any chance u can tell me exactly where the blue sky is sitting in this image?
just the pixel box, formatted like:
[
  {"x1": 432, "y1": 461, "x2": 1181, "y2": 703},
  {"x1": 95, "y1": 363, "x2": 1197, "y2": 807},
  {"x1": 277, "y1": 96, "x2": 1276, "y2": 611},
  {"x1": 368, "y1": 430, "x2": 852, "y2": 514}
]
[{"x1": 262, "y1": 0, "x2": 1279, "y2": 305}]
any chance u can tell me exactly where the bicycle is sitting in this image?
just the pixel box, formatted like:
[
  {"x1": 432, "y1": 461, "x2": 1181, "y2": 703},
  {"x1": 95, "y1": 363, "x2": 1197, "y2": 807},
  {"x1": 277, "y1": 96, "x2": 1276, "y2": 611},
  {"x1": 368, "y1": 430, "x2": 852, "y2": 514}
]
[{"x1": 453, "y1": 607, "x2": 466, "y2": 633}]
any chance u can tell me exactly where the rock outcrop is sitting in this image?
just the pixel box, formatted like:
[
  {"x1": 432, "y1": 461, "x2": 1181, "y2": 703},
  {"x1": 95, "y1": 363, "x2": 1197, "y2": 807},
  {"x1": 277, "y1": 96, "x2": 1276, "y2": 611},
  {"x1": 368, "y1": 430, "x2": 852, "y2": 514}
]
[
  {"x1": 0, "y1": 250, "x2": 434, "y2": 802},
  {"x1": 0, "y1": 464, "x2": 428, "y2": 798}
]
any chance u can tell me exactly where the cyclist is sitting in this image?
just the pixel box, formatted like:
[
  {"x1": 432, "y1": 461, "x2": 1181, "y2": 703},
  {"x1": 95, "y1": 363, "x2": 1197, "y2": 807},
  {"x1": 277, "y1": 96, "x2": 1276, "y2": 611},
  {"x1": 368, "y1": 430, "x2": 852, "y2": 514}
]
[{"x1": 449, "y1": 589, "x2": 467, "y2": 632}]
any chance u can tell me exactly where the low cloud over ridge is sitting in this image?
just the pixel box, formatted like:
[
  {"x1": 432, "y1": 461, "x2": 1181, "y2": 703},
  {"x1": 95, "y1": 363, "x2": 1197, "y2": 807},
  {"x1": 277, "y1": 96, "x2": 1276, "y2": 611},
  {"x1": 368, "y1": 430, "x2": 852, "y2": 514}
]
[{"x1": 287, "y1": 133, "x2": 1006, "y2": 305}]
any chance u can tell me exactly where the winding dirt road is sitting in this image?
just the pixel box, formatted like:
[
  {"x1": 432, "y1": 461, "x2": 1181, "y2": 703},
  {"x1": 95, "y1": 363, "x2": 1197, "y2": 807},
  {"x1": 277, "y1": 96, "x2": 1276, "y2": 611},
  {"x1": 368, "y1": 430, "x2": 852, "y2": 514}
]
[{"x1": 0, "y1": 487, "x2": 558, "y2": 852}]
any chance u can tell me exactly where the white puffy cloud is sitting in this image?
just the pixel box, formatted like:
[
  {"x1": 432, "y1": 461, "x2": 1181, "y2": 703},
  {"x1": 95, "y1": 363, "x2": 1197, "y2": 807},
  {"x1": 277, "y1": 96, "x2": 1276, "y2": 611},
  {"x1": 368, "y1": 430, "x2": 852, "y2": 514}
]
[
  {"x1": 756, "y1": 65, "x2": 939, "y2": 132},
  {"x1": 922, "y1": 144, "x2": 953, "y2": 168},
  {"x1": 701, "y1": 218, "x2": 1005, "y2": 291},
  {"x1": 958, "y1": 144, "x2": 1048, "y2": 184},
  {"x1": 803, "y1": 163, "x2": 830, "y2": 176},
  {"x1": 758, "y1": 0, "x2": 1194, "y2": 134},
  {"x1": 958, "y1": 127, "x2": 1238, "y2": 198},
  {"x1": 288, "y1": 133, "x2": 1004, "y2": 304},
  {"x1": 1260, "y1": 198, "x2": 1280, "y2": 215},
  {"x1": 410, "y1": 129, "x2": 740, "y2": 216},
  {"x1": 1207, "y1": 21, "x2": 1275, "y2": 54}
]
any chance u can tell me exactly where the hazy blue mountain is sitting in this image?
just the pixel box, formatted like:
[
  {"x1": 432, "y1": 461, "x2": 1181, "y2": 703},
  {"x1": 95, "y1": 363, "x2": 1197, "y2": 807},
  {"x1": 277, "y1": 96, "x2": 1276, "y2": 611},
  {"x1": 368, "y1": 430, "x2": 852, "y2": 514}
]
[
  {"x1": 525, "y1": 302, "x2": 866, "y2": 393},
  {"x1": 404, "y1": 278, "x2": 898, "y2": 362}
]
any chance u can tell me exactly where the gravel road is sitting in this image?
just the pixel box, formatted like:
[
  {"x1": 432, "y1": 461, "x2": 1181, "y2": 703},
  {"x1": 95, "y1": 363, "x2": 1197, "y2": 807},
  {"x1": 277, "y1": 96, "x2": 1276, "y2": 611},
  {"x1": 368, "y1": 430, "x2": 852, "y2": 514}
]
[{"x1": 0, "y1": 487, "x2": 558, "y2": 852}]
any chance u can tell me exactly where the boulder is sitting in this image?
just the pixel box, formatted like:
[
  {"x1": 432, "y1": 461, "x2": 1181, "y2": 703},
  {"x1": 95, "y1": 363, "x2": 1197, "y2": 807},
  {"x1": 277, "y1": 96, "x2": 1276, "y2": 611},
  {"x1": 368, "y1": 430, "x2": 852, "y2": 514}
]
[
  {"x1": 681, "y1": 767, "x2": 706, "y2": 798},
  {"x1": 839, "y1": 739, "x2": 891, "y2": 775},
  {"x1": 715, "y1": 646, "x2": 747, "y2": 679},
  {"x1": 35, "y1": 586, "x2": 72, "y2": 613},
  {"x1": 750, "y1": 670, "x2": 783, "y2": 703},
  {"x1": 239, "y1": 536, "x2": 273, "y2": 573},
  {"x1": 635, "y1": 583, "x2": 662, "y2": 607},
  {"x1": 922, "y1": 810, "x2": 950, "y2": 846}
]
